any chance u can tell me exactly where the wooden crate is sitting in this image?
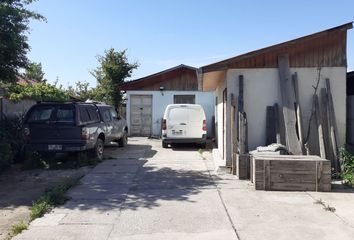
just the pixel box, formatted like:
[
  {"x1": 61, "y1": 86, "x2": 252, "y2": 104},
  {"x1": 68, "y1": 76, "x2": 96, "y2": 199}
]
[
  {"x1": 252, "y1": 155, "x2": 331, "y2": 192},
  {"x1": 237, "y1": 154, "x2": 250, "y2": 179}
]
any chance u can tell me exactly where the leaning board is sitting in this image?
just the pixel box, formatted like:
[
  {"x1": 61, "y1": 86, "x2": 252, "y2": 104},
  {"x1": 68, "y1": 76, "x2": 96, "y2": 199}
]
[{"x1": 252, "y1": 155, "x2": 331, "y2": 192}]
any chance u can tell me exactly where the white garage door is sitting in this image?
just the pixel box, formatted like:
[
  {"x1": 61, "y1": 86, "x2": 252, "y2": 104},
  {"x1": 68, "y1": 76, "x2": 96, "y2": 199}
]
[{"x1": 130, "y1": 95, "x2": 153, "y2": 136}]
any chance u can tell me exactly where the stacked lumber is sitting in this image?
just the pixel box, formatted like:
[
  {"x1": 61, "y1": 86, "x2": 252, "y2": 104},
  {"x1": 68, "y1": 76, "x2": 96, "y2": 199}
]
[{"x1": 252, "y1": 155, "x2": 331, "y2": 192}]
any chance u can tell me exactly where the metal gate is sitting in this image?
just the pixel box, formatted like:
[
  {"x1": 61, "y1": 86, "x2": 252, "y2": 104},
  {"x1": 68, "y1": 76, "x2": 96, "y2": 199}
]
[{"x1": 130, "y1": 95, "x2": 152, "y2": 136}]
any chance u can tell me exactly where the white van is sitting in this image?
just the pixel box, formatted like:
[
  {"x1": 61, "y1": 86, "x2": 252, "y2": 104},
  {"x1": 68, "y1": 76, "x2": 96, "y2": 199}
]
[{"x1": 161, "y1": 104, "x2": 207, "y2": 148}]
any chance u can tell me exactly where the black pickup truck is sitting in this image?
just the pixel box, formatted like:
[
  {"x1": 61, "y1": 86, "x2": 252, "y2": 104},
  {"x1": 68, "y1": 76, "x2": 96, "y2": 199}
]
[{"x1": 23, "y1": 101, "x2": 128, "y2": 160}]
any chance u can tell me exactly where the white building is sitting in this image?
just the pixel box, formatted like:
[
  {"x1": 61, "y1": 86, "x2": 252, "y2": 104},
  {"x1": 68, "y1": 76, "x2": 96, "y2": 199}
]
[
  {"x1": 120, "y1": 65, "x2": 215, "y2": 138},
  {"x1": 200, "y1": 22, "x2": 353, "y2": 167}
]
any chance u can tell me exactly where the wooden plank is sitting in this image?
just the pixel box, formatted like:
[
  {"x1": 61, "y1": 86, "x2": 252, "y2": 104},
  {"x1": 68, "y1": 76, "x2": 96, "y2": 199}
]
[
  {"x1": 320, "y1": 88, "x2": 333, "y2": 162},
  {"x1": 292, "y1": 72, "x2": 304, "y2": 153},
  {"x1": 278, "y1": 55, "x2": 302, "y2": 154},
  {"x1": 237, "y1": 154, "x2": 250, "y2": 179},
  {"x1": 264, "y1": 160, "x2": 271, "y2": 190},
  {"x1": 231, "y1": 104, "x2": 237, "y2": 175},
  {"x1": 238, "y1": 112, "x2": 248, "y2": 154},
  {"x1": 326, "y1": 78, "x2": 340, "y2": 172},
  {"x1": 253, "y1": 156, "x2": 331, "y2": 191},
  {"x1": 314, "y1": 94, "x2": 326, "y2": 159},
  {"x1": 238, "y1": 75, "x2": 244, "y2": 112},
  {"x1": 274, "y1": 103, "x2": 281, "y2": 144},
  {"x1": 266, "y1": 106, "x2": 276, "y2": 145}
]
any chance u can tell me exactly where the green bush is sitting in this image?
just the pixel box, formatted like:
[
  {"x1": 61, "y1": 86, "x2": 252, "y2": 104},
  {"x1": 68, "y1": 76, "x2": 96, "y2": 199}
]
[
  {"x1": 339, "y1": 147, "x2": 354, "y2": 186},
  {"x1": 8, "y1": 82, "x2": 69, "y2": 102}
]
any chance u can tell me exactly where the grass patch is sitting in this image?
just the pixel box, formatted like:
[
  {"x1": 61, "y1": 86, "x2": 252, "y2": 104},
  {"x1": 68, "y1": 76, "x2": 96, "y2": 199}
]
[
  {"x1": 7, "y1": 177, "x2": 81, "y2": 239},
  {"x1": 9, "y1": 221, "x2": 28, "y2": 238},
  {"x1": 30, "y1": 177, "x2": 80, "y2": 220}
]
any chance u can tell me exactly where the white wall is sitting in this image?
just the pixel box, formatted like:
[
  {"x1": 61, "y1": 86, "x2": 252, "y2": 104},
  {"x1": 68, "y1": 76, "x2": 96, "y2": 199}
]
[
  {"x1": 126, "y1": 91, "x2": 215, "y2": 137},
  {"x1": 215, "y1": 80, "x2": 226, "y2": 160},
  {"x1": 214, "y1": 67, "x2": 346, "y2": 165}
]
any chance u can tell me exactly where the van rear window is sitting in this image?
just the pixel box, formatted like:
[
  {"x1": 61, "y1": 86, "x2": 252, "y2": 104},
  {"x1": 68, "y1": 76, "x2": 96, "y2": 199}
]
[{"x1": 168, "y1": 108, "x2": 202, "y2": 122}]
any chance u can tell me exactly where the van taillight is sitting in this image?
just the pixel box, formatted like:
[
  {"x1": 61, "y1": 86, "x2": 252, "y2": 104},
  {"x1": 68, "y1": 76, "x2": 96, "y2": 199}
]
[
  {"x1": 162, "y1": 119, "x2": 167, "y2": 130},
  {"x1": 81, "y1": 128, "x2": 89, "y2": 140},
  {"x1": 24, "y1": 127, "x2": 31, "y2": 141},
  {"x1": 202, "y1": 120, "x2": 207, "y2": 131}
]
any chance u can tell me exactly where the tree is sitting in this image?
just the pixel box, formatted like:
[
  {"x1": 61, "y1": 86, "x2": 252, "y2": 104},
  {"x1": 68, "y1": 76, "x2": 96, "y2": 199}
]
[
  {"x1": 23, "y1": 62, "x2": 46, "y2": 82},
  {"x1": 67, "y1": 81, "x2": 96, "y2": 101},
  {"x1": 0, "y1": 0, "x2": 45, "y2": 83},
  {"x1": 91, "y1": 48, "x2": 138, "y2": 109}
]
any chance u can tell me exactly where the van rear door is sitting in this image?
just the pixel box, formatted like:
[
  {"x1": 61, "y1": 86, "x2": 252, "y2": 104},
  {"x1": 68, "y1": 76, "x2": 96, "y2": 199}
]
[{"x1": 166, "y1": 105, "x2": 203, "y2": 139}]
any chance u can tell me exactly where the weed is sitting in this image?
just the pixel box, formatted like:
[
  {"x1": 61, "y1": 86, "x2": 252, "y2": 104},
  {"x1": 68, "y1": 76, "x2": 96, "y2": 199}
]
[
  {"x1": 9, "y1": 221, "x2": 28, "y2": 237},
  {"x1": 314, "y1": 199, "x2": 324, "y2": 205},
  {"x1": 324, "y1": 205, "x2": 336, "y2": 212},
  {"x1": 30, "y1": 177, "x2": 80, "y2": 220},
  {"x1": 314, "y1": 198, "x2": 336, "y2": 213},
  {"x1": 30, "y1": 198, "x2": 51, "y2": 221}
]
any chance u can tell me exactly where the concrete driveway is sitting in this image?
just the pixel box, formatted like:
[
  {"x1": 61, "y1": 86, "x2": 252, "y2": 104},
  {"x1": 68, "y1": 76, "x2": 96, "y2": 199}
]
[{"x1": 14, "y1": 138, "x2": 354, "y2": 240}]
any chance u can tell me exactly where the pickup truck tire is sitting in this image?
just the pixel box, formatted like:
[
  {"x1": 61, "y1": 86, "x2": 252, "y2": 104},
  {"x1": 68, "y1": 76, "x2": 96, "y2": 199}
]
[
  {"x1": 92, "y1": 138, "x2": 104, "y2": 161},
  {"x1": 118, "y1": 131, "x2": 128, "y2": 147},
  {"x1": 162, "y1": 140, "x2": 168, "y2": 148}
]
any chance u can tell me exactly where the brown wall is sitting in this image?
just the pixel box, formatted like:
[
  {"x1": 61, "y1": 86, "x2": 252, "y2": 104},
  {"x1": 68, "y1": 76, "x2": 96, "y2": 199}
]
[{"x1": 121, "y1": 67, "x2": 198, "y2": 91}]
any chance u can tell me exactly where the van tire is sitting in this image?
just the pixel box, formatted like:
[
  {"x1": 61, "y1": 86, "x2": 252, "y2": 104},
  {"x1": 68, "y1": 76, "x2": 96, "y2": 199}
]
[
  {"x1": 118, "y1": 131, "x2": 128, "y2": 147},
  {"x1": 162, "y1": 141, "x2": 168, "y2": 148},
  {"x1": 92, "y1": 138, "x2": 104, "y2": 161}
]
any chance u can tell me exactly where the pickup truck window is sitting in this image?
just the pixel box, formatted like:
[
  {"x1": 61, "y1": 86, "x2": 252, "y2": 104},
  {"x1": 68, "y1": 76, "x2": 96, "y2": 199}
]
[
  {"x1": 110, "y1": 108, "x2": 118, "y2": 119},
  {"x1": 56, "y1": 107, "x2": 75, "y2": 124},
  {"x1": 87, "y1": 105, "x2": 100, "y2": 122},
  {"x1": 102, "y1": 109, "x2": 112, "y2": 122},
  {"x1": 27, "y1": 106, "x2": 54, "y2": 122},
  {"x1": 79, "y1": 106, "x2": 90, "y2": 124}
]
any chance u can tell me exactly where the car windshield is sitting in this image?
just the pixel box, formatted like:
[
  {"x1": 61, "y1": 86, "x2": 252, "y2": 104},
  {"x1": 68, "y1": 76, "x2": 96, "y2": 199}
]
[{"x1": 27, "y1": 105, "x2": 75, "y2": 124}]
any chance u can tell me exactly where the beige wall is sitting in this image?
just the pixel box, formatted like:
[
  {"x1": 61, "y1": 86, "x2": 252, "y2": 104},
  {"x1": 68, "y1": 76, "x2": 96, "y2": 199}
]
[{"x1": 214, "y1": 67, "x2": 346, "y2": 166}]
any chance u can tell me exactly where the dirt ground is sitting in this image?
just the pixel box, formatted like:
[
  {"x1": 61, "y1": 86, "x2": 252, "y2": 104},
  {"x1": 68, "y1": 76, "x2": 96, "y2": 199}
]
[{"x1": 0, "y1": 165, "x2": 90, "y2": 240}]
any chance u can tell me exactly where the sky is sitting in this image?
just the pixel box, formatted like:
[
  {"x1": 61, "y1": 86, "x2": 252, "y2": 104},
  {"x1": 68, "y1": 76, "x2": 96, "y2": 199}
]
[{"x1": 26, "y1": 0, "x2": 354, "y2": 88}]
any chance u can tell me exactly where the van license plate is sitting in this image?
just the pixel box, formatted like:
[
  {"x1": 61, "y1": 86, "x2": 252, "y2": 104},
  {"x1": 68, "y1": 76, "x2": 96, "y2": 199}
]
[{"x1": 48, "y1": 145, "x2": 62, "y2": 150}]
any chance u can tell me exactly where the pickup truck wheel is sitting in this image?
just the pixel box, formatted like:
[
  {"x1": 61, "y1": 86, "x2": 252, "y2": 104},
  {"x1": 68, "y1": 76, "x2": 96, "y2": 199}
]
[
  {"x1": 92, "y1": 138, "x2": 104, "y2": 161},
  {"x1": 118, "y1": 131, "x2": 128, "y2": 147},
  {"x1": 162, "y1": 141, "x2": 168, "y2": 148}
]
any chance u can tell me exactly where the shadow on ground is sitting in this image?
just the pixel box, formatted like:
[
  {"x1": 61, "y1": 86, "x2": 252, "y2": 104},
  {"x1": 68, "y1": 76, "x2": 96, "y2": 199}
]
[{"x1": 52, "y1": 140, "x2": 220, "y2": 213}]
